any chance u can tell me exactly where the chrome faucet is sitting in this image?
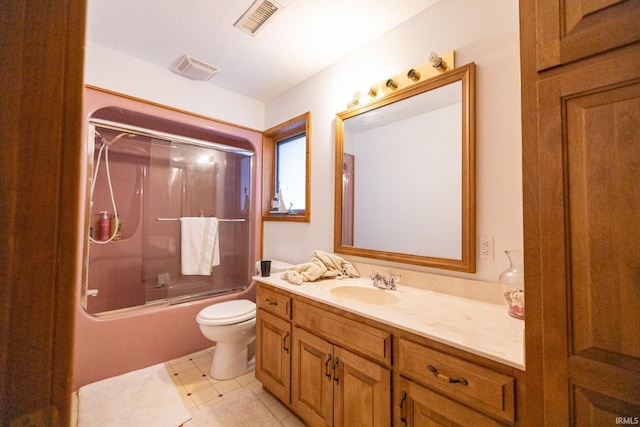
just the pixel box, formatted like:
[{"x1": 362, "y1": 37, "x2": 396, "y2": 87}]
[{"x1": 370, "y1": 271, "x2": 401, "y2": 290}]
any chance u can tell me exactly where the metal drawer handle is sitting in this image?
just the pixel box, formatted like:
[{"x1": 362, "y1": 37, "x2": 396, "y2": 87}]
[
  {"x1": 325, "y1": 354, "x2": 333, "y2": 380},
  {"x1": 265, "y1": 298, "x2": 278, "y2": 306},
  {"x1": 427, "y1": 364, "x2": 468, "y2": 386},
  {"x1": 333, "y1": 357, "x2": 340, "y2": 384},
  {"x1": 283, "y1": 331, "x2": 290, "y2": 353},
  {"x1": 399, "y1": 391, "x2": 408, "y2": 426}
]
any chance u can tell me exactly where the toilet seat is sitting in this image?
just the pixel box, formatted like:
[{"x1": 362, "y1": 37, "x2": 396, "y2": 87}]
[{"x1": 196, "y1": 300, "x2": 256, "y2": 326}]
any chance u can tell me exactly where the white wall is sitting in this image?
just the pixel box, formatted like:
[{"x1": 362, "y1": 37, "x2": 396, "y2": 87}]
[
  {"x1": 263, "y1": 0, "x2": 522, "y2": 282},
  {"x1": 84, "y1": 43, "x2": 265, "y2": 130}
]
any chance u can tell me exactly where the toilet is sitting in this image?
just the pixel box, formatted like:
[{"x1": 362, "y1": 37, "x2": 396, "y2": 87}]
[
  {"x1": 197, "y1": 260, "x2": 292, "y2": 379},
  {"x1": 196, "y1": 299, "x2": 257, "y2": 380}
]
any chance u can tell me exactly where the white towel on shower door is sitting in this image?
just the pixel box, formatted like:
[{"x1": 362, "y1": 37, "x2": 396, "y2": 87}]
[{"x1": 180, "y1": 217, "x2": 220, "y2": 275}]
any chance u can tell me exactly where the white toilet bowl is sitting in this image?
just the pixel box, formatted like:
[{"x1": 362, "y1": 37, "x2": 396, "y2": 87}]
[{"x1": 196, "y1": 299, "x2": 256, "y2": 380}]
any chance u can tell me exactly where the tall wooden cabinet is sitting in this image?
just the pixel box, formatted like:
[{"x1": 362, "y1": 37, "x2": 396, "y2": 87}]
[{"x1": 520, "y1": 0, "x2": 640, "y2": 425}]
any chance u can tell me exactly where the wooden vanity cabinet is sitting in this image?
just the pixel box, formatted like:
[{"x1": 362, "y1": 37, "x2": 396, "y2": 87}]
[
  {"x1": 255, "y1": 282, "x2": 524, "y2": 426},
  {"x1": 255, "y1": 285, "x2": 292, "y2": 404}
]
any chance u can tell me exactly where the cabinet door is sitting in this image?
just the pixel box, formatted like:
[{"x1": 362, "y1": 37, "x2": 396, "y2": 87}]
[
  {"x1": 255, "y1": 309, "x2": 291, "y2": 404},
  {"x1": 396, "y1": 377, "x2": 504, "y2": 427},
  {"x1": 334, "y1": 347, "x2": 391, "y2": 427},
  {"x1": 534, "y1": 49, "x2": 640, "y2": 423},
  {"x1": 291, "y1": 326, "x2": 334, "y2": 427},
  {"x1": 534, "y1": 0, "x2": 640, "y2": 70}
]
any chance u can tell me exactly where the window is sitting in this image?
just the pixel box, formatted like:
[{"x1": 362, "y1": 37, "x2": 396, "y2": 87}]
[
  {"x1": 276, "y1": 134, "x2": 306, "y2": 211},
  {"x1": 263, "y1": 112, "x2": 311, "y2": 222}
]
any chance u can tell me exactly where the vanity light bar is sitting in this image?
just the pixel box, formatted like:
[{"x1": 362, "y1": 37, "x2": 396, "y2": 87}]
[{"x1": 348, "y1": 50, "x2": 455, "y2": 108}]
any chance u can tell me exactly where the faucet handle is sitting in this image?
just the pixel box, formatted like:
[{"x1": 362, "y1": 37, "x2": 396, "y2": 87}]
[
  {"x1": 389, "y1": 274, "x2": 401, "y2": 286},
  {"x1": 369, "y1": 270, "x2": 379, "y2": 279}
]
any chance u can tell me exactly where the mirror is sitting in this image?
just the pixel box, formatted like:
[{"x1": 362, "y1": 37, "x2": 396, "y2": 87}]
[{"x1": 334, "y1": 63, "x2": 476, "y2": 272}]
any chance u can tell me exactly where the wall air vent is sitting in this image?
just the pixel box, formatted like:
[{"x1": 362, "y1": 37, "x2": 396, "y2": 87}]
[
  {"x1": 171, "y1": 55, "x2": 220, "y2": 81},
  {"x1": 234, "y1": 0, "x2": 284, "y2": 36}
]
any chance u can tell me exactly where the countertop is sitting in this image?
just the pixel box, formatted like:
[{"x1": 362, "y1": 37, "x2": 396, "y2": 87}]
[{"x1": 254, "y1": 274, "x2": 525, "y2": 371}]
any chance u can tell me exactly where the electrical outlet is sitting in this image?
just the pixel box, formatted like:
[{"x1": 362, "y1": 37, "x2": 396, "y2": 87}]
[{"x1": 478, "y1": 236, "x2": 495, "y2": 260}]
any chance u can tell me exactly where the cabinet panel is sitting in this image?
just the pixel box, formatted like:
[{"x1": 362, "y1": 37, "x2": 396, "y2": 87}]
[
  {"x1": 294, "y1": 300, "x2": 392, "y2": 365},
  {"x1": 255, "y1": 309, "x2": 291, "y2": 404},
  {"x1": 257, "y1": 284, "x2": 291, "y2": 319},
  {"x1": 335, "y1": 347, "x2": 391, "y2": 427},
  {"x1": 566, "y1": 83, "x2": 640, "y2": 365},
  {"x1": 535, "y1": 0, "x2": 640, "y2": 70},
  {"x1": 573, "y1": 385, "x2": 640, "y2": 425},
  {"x1": 397, "y1": 377, "x2": 504, "y2": 427},
  {"x1": 291, "y1": 326, "x2": 334, "y2": 427}
]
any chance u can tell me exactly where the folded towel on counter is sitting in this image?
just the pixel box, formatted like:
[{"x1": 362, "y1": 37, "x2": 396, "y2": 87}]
[
  {"x1": 180, "y1": 217, "x2": 220, "y2": 275},
  {"x1": 282, "y1": 250, "x2": 359, "y2": 285}
]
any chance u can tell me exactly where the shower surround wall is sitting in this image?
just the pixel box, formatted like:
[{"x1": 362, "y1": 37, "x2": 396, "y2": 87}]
[
  {"x1": 73, "y1": 88, "x2": 263, "y2": 390},
  {"x1": 87, "y1": 135, "x2": 146, "y2": 313}
]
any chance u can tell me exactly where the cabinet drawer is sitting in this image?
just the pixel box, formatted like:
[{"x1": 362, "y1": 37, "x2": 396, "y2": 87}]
[
  {"x1": 257, "y1": 284, "x2": 291, "y2": 319},
  {"x1": 397, "y1": 377, "x2": 504, "y2": 427},
  {"x1": 398, "y1": 338, "x2": 515, "y2": 423},
  {"x1": 294, "y1": 300, "x2": 392, "y2": 365}
]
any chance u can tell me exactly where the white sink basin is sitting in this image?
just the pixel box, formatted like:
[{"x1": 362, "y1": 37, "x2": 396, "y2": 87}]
[{"x1": 329, "y1": 285, "x2": 402, "y2": 305}]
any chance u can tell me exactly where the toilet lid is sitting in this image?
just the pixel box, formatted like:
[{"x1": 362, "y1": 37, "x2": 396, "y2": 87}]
[{"x1": 197, "y1": 299, "x2": 256, "y2": 326}]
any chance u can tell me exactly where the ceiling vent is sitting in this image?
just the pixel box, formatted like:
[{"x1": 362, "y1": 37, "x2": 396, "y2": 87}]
[
  {"x1": 234, "y1": 0, "x2": 284, "y2": 36},
  {"x1": 171, "y1": 55, "x2": 220, "y2": 81}
]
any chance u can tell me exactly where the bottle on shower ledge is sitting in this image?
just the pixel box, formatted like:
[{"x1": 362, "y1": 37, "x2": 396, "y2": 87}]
[{"x1": 98, "y1": 211, "x2": 110, "y2": 241}]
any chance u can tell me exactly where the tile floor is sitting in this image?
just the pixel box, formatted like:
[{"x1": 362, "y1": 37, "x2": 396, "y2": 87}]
[{"x1": 71, "y1": 346, "x2": 305, "y2": 426}]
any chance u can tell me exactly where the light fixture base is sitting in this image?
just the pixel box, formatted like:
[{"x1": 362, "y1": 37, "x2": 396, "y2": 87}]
[{"x1": 347, "y1": 50, "x2": 455, "y2": 108}]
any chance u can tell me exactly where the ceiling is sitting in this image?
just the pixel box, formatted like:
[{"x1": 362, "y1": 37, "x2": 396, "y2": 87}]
[{"x1": 86, "y1": 0, "x2": 440, "y2": 102}]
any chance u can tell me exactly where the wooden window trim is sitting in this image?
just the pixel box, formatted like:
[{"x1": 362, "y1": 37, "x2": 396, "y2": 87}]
[{"x1": 262, "y1": 112, "x2": 311, "y2": 222}]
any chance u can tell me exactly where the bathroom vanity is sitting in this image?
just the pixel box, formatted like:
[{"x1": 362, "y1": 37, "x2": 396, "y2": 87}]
[{"x1": 255, "y1": 276, "x2": 525, "y2": 426}]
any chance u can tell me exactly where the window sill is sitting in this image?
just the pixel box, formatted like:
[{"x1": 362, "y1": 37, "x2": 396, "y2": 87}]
[{"x1": 263, "y1": 212, "x2": 309, "y2": 222}]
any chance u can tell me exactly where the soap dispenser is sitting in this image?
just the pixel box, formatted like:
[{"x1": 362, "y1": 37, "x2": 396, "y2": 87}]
[{"x1": 98, "y1": 211, "x2": 110, "y2": 241}]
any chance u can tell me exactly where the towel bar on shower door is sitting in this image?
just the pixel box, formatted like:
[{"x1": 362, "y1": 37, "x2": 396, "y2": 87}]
[{"x1": 155, "y1": 217, "x2": 246, "y2": 222}]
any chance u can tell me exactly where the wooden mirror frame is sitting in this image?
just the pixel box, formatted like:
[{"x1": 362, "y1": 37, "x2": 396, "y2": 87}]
[{"x1": 333, "y1": 63, "x2": 476, "y2": 272}]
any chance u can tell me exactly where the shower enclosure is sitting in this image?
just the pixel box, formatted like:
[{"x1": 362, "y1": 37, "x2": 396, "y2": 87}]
[{"x1": 83, "y1": 110, "x2": 254, "y2": 316}]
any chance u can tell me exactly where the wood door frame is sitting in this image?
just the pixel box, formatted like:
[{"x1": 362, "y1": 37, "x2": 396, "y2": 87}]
[{"x1": 0, "y1": 1, "x2": 86, "y2": 424}]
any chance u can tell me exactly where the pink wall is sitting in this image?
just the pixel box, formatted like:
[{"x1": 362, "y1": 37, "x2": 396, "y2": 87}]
[{"x1": 73, "y1": 88, "x2": 263, "y2": 390}]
